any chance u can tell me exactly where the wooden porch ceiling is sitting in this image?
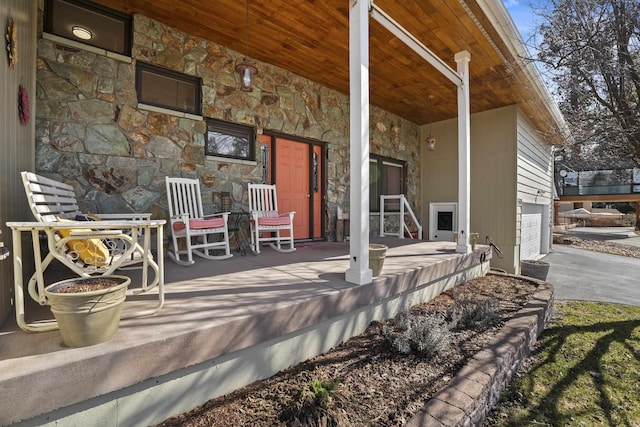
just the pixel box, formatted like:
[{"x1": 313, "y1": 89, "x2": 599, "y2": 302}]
[{"x1": 93, "y1": 0, "x2": 564, "y2": 142}]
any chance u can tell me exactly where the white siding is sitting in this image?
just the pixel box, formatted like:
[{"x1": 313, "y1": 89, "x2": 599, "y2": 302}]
[
  {"x1": 0, "y1": 1, "x2": 37, "y2": 324},
  {"x1": 516, "y1": 111, "x2": 553, "y2": 265},
  {"x1": 517, "y1": 113, "x2": 553, "y2": 202}
]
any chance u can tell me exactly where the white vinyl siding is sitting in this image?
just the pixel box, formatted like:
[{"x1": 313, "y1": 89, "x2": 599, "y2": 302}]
[
  {"x1": 516, "y1": 111, "x2": 552, "y2": 264},
  {"x1": 516, "y1": 113, "x2": 552, "y2": 203}
]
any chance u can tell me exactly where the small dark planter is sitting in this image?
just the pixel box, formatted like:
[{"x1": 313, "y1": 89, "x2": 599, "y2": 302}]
[{"x1": 520, "y1": 260, "x2": 550, "y2": 281}]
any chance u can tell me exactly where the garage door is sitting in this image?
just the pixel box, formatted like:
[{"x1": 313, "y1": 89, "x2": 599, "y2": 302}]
[{"x1": 520, "y1": 212, "x2": 542, "y2": 260}]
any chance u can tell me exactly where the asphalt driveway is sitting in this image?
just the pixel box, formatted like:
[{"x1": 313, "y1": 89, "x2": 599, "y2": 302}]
[{"x1": 543, "y1": 244, "x2": 640, "y2": 307}]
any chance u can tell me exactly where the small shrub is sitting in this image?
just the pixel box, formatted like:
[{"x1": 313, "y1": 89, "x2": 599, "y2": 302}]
[
  {"x1": 383, "y1": 310, "x2": 452, "y2": 357},
  {"x1": 451, "y1": 296, "x2": 500, "y2": 330},
  {"x1": 304, "y1": 378, "x2": 340, "y2": 406},
  {"x1": 280, "y1": 378, "x2": 343, "y2": 426}
]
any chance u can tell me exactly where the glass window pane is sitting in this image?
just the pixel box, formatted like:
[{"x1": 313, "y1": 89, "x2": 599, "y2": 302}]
[
  {"x1": 369, "y1": 160, "x2": 380, "y2": 211},
  {"x1": 382, "y1": 162, "x2": 403, "y2": 211},
  {"x1": 383, "y1": 162, "x2": 402, "y2": 195},
  {"x1": 369, "y1": 156, "x2": 405, "y2": 212},
  {"x1": 205, "y1": 119, "x2": 255, "y2": 161},
  {"x1": 46, "y1": 0, "x2": 131, "y2": 56},
  {"x1": 136, "y1": 63, "x2": 201, "y2": 115}
]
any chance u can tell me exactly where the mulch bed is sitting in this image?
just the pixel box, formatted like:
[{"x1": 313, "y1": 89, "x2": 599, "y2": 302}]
[{"x1": 158, "y1": 274, "x2": 538, "y2": 427}]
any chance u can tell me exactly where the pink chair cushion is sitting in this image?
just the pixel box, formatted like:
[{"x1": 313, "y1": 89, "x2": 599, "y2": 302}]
[
  {"x1": 256, "y1": 216, "x2": 291, "y2": 226},
  {"x1": 173, "y1": 217, "x2": 225, "y2": 231}
]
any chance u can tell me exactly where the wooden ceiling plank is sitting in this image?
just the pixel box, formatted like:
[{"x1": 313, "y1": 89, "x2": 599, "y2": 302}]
[{"x1": 90, "y1": 0, "x2": 557, "y2": 129}]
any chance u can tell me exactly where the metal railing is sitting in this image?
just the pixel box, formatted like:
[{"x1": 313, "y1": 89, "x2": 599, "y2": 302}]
[
  {"x1": 379, "y1": 194, "x2": 422, "y2": 239},
  {"x1": 557, "y1": 167, "x2": 640, "y2": 196}
]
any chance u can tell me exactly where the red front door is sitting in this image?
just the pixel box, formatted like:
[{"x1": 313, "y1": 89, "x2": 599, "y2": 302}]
[
  {"x1": 264, "y1": 135, "x2": 324, "y2": 241},
  {"x1": 276, "y1": 138, "x2": 310, "y2": 239}
]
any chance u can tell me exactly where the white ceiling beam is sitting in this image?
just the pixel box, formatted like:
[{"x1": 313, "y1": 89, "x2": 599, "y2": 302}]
[{"x1": 370, "y1": 3, "x2": 463, "y2": 88}]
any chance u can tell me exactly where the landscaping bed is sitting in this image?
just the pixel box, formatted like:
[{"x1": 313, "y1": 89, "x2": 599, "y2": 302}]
[{"x1": 158, "y1": 274, "x2": 539, "y2": 427}]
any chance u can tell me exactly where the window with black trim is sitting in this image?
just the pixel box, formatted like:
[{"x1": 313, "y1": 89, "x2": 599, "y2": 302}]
[
  {"x1": 205, "y1": 118, "x2": 256, "y2": 161},
  {"x1": 136, "y1": 62, "x2": 202, "y2": 115},
  {"x1": 44, "y1": 0, "x2": 132, "y2": 56},
  {"x1": 370, "y1": 155, "x2": 406, "y2": 212}
]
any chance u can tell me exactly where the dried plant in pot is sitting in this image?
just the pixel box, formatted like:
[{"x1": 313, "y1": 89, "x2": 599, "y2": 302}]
[{"x1": 44, "y1": 275, "x2": 131, "y2": 347}]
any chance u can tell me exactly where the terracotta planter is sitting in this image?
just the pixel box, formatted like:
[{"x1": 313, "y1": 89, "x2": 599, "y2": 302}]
[
  {"x1": 369, "y1": 244, "x2": 388, "y2": 277},
  {"x1": 44, "y1": 275, "x2": 130, "y2": 347},
  {"x1": 520, "y1": 260, "x2": 550, "y2": 281}
]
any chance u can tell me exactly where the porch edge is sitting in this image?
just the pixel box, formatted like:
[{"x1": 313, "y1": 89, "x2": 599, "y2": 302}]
[{"x1": 10, "y1": 259, "x2": 489, "y2": 426}]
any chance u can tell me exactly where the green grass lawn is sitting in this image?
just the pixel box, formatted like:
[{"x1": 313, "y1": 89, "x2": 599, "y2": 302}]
[{"x1": 488, "y1": 301, "x2": 640, "y2": 427}]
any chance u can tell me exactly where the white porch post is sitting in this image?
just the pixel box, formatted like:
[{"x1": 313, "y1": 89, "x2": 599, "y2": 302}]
[
  {"x1": 346, "y1": 0, "x2": 373, "y2": 285},
  {"x1": 455, "y1": 51, "x2": 471, "y2": 253}
]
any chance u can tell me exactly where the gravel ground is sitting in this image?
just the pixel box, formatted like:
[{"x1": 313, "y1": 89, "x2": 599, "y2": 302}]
[{"x1": 558, "y1": 235, "x2": 640, "y2": 258}]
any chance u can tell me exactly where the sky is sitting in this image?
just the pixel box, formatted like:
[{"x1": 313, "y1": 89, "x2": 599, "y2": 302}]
[{"x1": 502, "y1": 0, "x2": 540, "y2": 42}]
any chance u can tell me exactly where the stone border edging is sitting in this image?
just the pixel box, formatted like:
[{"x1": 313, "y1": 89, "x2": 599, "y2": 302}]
[{"x1": 408, "y1": 275, "x2": 555, "y2": 427}]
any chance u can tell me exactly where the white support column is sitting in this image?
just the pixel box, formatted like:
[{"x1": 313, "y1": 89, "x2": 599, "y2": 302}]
[
  {"x1": 455, "y1": 50, "x2": 471, "y2": 253},
  {"x1": 346, "y1": 0, "x2": 373, "y2": 285}
]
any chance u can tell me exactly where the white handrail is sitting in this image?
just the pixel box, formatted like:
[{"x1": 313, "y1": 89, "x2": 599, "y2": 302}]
[{"x1": 379, "y1": 195, "x2": 422, "y2": 239}]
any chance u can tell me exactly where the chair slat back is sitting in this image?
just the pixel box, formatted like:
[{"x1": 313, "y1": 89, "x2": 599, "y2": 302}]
[
  {"x1": 21, "y1": 171, "x2": 83, "y2": 222},
  {"x1": 166, "y1": 177, "x2": 205, "y2": 220},
  {"x1": 248, "y1": 183, "x2": 279, "y2": 217}
]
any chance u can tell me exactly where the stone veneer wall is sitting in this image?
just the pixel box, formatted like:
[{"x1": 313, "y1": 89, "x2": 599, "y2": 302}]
[{"x1": 35, "y1": 4, "x2": 420, "y2": 241}]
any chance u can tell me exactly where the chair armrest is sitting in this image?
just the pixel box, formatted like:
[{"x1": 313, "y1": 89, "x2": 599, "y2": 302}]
[
  {"x1": 170, "y1": 213, "x2": 190, "y2": 222},
  {"x1": 94, "y1": 213, "x2": 152, "y2": 221},
  {"x1": 203, "y1": 212, "x2": 230, "y2": 218}
]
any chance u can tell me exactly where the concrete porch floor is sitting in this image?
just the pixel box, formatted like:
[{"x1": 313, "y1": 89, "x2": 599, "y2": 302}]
[{"x1": 0, "y1": 238, "x2": 490, "y2": 426}]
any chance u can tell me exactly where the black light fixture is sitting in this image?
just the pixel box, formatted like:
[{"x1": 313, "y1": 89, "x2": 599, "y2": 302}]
[
  {"x1": 425, "y1": 95, "x2": 436, "y2": 151},
  {"x1": 236, "y1": 0, "x2": 257, "y2": 92}
]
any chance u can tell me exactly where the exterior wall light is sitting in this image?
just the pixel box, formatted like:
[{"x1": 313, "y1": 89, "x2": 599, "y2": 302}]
[
  {"x1": 425, "y1": 134, "x2": 437, "y2": 151},
  {"x1": 425, "y1": 95, "x2": 436, "y2": 151},
  {"x1": 236, "y1": 57, "x2": 257, "y2": 92},
  {"x1": 236, "y1": 0, "x2": 257, "y2": 92}
]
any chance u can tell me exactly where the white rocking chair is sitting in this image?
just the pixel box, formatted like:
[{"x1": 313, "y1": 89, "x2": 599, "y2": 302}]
[
  {"x1": 247, "y1": 183, "x2": 295, "y2": 254},
  {"x1": 166, "y1": 177, "x2": 232, "y2": 265}
]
